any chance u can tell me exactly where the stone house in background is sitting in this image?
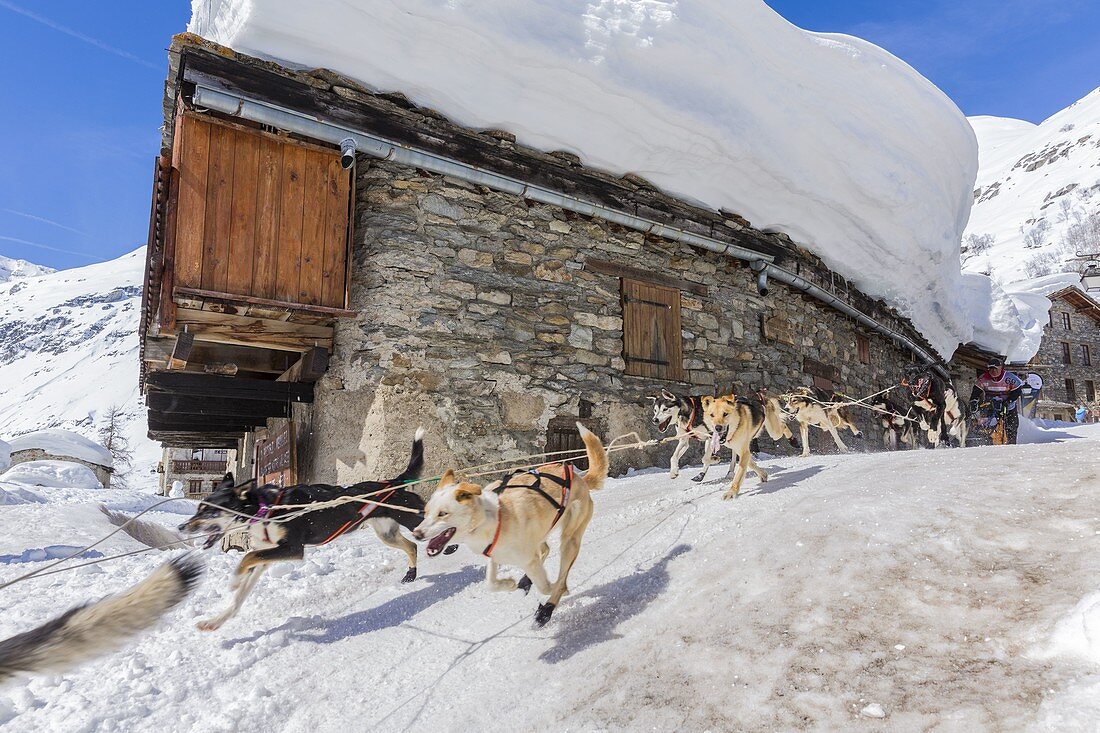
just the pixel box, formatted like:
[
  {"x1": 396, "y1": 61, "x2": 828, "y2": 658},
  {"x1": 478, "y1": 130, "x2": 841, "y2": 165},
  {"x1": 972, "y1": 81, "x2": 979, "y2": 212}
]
[
  {"x1": 6, "y1": 429, "x2": 113, "y2": 487},
  {"x1": 1021, "y1": 285, "x2": 1100, "y2": 421},
  {"x1": 139, "y1": 36, "x2": 960, "y2": 483},
  {"x1": 157, "y1": 447, "x2": 231, "y2": 497}
]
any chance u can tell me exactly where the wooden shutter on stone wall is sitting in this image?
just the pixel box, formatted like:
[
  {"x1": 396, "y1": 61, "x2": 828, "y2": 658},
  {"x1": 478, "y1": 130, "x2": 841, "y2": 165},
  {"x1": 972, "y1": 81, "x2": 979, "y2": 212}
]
[
  {"x1": 172, "y1": 112, "x2": 352, "y2": 309},
  {"x1": 622, "y1": 278, "x2": 683, "y2": 381}
]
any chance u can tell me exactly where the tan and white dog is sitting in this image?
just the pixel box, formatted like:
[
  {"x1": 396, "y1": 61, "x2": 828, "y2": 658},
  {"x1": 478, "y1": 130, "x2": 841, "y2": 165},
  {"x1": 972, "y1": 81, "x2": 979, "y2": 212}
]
[
  {"x1": 414, "y1": 424, "x2": 608, "y2": 626},
  {"x1": 782, "y1": 387, "x2": 862, "y2": 457},
  {"x1": 700, "y1": 395, "x2": 768, "y2": 499}
]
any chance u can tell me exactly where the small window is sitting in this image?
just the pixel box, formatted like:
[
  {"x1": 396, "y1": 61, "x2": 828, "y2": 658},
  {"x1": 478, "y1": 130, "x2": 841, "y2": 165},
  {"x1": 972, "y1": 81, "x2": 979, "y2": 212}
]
[
  {"x1": 856, "y1": 335, "x2": 870, "y2": 365},
  {"x1": 1086, "y1": 380, "x2": 1096, "y2": 402},
  {"x1": 1083, "y1": 344, "x2": 1092, "y2": 366},
  {"x1": 210, "y1": 479, "x2": 221, "y2": 490},
  {"x1": 1066, "y1": 378, "x2": 1077, "y2": 400},
  {"x1": 621, "y1": 278, "x2": 684, "y2": 381},
  {"x1": 1062, "y1": 342, "x2": 1073, "y2": 365},
  {"x1": 1062, "y1": 312, "x2": 1072, "y2": 330},
  {"x1": 191, "y1": 448, "x2": 203, "y2": 461},
  {"x1": 188, "y1": 479, "x2": 203, "y2": 494}
]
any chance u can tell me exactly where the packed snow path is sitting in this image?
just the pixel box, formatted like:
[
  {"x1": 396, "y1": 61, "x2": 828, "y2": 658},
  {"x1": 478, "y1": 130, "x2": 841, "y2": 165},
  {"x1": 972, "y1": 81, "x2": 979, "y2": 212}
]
[{"x1": 1, "y1": 429, "x2": 1098, "y2": 731}]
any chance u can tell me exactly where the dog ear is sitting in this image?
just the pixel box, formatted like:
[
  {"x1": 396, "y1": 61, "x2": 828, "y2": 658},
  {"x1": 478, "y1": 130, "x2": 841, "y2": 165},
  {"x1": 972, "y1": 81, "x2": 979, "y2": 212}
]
[
  {"x1": 438, "y1": 469, "x2": 456, "y2": 489},
  {"x1": 454, "y1": 483, "x2": 483, "y2": 502},
  {"x1": 234, "y1": 479, "x2": 256, "y2": 499},
  {"x1": 661, "y1": 389, "x2": 675, "y2": 400}
]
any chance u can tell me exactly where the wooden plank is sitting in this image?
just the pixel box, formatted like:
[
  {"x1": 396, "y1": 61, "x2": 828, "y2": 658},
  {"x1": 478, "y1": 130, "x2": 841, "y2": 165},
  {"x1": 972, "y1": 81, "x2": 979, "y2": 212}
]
[
  {"x1": 168, "y1": 332, "x2": 195, "y2": 370},
  {"x1": 275, "y1": 144, "x2": 306, "y2": 302},
  {"x1": 173, "y1": 287, "x2": 355, "y2": 317},
  {"x1": 174, "y1": 308, "x2": 333, "y2": 352},
  {"x1": 148, "y1": 392, "x2": 290, "y2": 419},
  {"x1": 298, "y1": 150, "x2": 328, "y2": 305},
  {"x1": 761, "y1": 314, "x2": 796, "y2": 346},
  {"x1": 146, "y1": 371, "x2": 315, "y2": 403},
  {"x1": 201, "y1": 121, "x2": 235, "y2": 293},
  {"x1": 158, "y1": 163, "x2": 181, "y2": 333},
  {"x1": 276, "y1": 347, "x2": 330, "y2": 383},
  {"x1": 586, "y1": 258, "x2": 708, "y2": 296},
  {"x1": 803, "y1": 357, "x2": 839, "y2": 382},
  {"x1": 226, "y1": 127, "x2": 259, "y2": 296},
  {"x1": 175, "y1": 113, "x2": 210, "y2": 289},
  {"x1": 149, "y1": 413, "x2": 267, "y2": 431},
  {"x1": 144, "y1": 337, "x2": 298, "y2": 375},
  {"x1": 253, "y1": 135, "x2": 283, "y2": 300},
  {"x1": 622, "y1": 279, "x2": 682, "y2": 380},
  {"x1": 320, "y1": 158, "x2": 350, "y2": 308}
]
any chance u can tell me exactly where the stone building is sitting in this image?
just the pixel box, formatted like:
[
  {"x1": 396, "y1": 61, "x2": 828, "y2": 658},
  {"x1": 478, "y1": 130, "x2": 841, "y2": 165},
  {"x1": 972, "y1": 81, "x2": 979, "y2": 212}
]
[
  {"x1": 6, "y1": 429, "x2": 113, "y2": 487},
  {"x1": 157, "y1": 447, "x2": 231, "y2": 497},
  {"x1": 1021, "y1": 285, "x2": 1100, "y2": 421},
  {"x1": 139, "y1": 36, "x2": 956, "y2": 483}
]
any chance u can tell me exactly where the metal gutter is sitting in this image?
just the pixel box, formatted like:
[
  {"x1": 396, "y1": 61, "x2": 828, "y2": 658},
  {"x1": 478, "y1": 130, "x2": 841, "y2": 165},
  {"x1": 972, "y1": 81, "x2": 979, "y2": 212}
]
[{"x1": 191, "y1": 84, "x2": 948, "y2": 377}]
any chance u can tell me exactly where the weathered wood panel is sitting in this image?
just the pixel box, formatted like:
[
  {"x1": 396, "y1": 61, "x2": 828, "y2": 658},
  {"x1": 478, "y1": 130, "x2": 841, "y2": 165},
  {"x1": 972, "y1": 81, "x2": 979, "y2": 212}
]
[
  {"x1": 201, "y1": 122, "x2": 235, "y2": 293},
  {"x1": 226, "y1": 128, "x2": 259, "y2": 295},
  {"x1": 298, "y1": 152, "x2": 328, "y2": 305},
  {"x1": 622, "y1": 279, "x2": 683, "y2": 381},
  {"x1": 174, "y1": 114, "x2": 210, "y2": 289},
  {"x1": 275, "y1": 144, "x2": 307, "y2": 302},
  {"x1": 321, "y1": 156, "x2": 350, "y2": 307},
  {"x1": 253, "y1": 135, "x2": 283, "y2": 299}
]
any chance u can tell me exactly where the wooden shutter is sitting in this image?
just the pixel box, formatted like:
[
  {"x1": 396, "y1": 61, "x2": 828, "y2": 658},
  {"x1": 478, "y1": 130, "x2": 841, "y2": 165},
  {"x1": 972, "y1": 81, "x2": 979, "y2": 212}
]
[
  {"x1": 622, "y1": 278, "x2": 683, "y2": 381},
  {"x1": 857, "y1": 335, "x2": 870, "y2": 364}
]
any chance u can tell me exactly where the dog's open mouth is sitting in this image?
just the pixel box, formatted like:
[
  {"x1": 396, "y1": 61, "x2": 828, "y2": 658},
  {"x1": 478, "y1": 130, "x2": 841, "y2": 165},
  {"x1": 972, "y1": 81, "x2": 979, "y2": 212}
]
[
  {"x1": 656, "y1": 416, "x2": 672, "y2": 433},
  {"x1": 201, "y1": 531, "x2": 222, "y2": 549},
  {"x1": 426, "y1": 527, "x2": 456, "y2": 557}
]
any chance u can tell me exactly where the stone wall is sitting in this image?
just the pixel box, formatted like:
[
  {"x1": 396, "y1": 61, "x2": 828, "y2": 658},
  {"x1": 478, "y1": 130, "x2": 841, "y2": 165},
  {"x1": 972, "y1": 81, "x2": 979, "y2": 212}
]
[
  {"x1": 8, "y1": 449, "x2": 111, "y2": 487},
  {"x1": 292, "y1": 161, "x2": 923, "y2": 485},
  {"x1": 1027, "y1": 294, "x2": 1100, "y2": 407}
]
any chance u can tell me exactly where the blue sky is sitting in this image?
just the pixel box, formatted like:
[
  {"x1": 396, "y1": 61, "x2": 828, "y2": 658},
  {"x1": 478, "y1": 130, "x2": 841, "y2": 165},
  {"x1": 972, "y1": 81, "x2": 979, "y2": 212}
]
[{"x1": 0, "y1": 1, "x2": 1097, "y2": 271}]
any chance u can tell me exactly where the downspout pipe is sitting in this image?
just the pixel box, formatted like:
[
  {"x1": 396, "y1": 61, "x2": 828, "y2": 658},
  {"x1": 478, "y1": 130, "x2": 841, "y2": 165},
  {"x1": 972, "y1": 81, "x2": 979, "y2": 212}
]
[{"x1": 191, "y1": 85, "x2": 948, "y2": 378}]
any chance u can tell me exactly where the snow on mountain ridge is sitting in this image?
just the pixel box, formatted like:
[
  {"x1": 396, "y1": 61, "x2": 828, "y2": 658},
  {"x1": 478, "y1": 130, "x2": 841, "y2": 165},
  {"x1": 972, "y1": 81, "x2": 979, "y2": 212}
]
[
  {"x1": 0, "y1": 254, "x2": 54, "y2": 283},
  {"x1": 187, "y1": 0, "x2": 1002, "y2": 358},
  {"x1": 0, "y1": 248, "x2": 158, "y2": 484}
]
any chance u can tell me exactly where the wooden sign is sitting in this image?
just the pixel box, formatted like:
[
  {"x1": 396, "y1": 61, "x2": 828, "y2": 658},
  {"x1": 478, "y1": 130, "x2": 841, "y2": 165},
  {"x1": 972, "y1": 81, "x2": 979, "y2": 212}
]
[
  {"x1": 256, "y1": 422, "x2": 295, "y2": 487},
  {"x1": 761, "y1": 315, "x2": 796, "y2": 346},
  {"x1": 803, "y1": 357, "x2": 839, "y2": 383}
]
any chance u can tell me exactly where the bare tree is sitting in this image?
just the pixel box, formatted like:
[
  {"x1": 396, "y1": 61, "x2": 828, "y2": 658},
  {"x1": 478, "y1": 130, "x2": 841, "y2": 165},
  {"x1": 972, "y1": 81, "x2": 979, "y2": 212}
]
[
  {"x1": 98, "y1": 405, "x2": 133, "y2": 488},
  {"x1": 962, "y1": 233, "x2": 995, "y2": 261},
  {"x1": 1022, "y1": 220, "x2": 1051, "y2": 249}
]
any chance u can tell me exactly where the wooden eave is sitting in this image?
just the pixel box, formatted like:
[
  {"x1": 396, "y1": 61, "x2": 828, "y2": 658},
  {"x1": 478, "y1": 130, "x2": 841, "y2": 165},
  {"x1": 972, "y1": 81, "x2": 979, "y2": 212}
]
[{"x1": 1049, "y1": 286, "x2": 1100, "y2": 324}]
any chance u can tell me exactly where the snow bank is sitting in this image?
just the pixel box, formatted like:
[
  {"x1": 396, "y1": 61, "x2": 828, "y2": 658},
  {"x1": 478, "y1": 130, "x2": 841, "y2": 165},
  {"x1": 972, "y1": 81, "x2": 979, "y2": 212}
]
[
  {"x1": 0, "y1": 438, "x2": 9, "y2": 472},
  {"x1": 1046, "y1": 592, "x2": 1100, "y2": 666},
  {"x1": 189, "y1": 0, "x2": 988, "y2": 357},
  {"x1": 7, "y1": 428, "x2": 112, "y2": 468},
  {"x1": 0, "y1": 460, "x2": 103, "y2": 490}
]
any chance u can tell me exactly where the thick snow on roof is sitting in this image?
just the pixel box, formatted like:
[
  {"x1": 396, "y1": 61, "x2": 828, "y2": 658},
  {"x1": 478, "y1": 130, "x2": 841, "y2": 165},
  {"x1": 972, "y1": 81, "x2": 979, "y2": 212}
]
[
  {"x1": 189, "y1": 0, "x2": 994, "y2": 357},
  {"x1": 0, "y1": 460, "x2": 103, "y2": 490},
  {"x1": 7, "y1": 429, "x2": 113, "y2": 468}
]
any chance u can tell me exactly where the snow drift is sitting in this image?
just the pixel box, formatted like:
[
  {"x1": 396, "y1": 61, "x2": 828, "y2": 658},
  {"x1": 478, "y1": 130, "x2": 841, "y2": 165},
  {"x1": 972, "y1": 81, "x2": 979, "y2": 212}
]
[
  {"x1": 0, "y1": 461, "x2": 102, "y2": 491},
  {"x1": 189, "y1": 0, "x2": 992, "y2": 357},
  {"x1": 7, "y1": 430, "x2": 113, "y2": 469}
]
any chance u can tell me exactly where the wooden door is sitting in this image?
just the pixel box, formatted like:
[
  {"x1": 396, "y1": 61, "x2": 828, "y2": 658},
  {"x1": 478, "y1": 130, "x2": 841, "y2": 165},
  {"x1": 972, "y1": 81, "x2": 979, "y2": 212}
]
[{"x1": 622, "y1": 278, "x2": 683, "y2": 381}]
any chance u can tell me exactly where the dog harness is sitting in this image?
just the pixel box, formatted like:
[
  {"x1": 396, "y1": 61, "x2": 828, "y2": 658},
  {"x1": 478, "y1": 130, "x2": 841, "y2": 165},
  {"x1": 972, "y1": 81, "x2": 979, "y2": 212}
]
[
  {"x1": 317, "y1": 483, "x2": 399, "y2": 546},
  {"x1": 250, "y1": 489, "x2": 286, "y2": 545},
  {"x1": 482, "y1": 464, "x2": 573, "y2": 558}
]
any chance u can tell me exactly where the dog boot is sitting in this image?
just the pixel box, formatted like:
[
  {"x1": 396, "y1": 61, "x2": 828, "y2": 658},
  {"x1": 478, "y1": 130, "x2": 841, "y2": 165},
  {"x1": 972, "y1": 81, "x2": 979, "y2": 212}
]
[
  {"x1": 535, "y1": 602, "x2": 556, "y2": 627},
  {"x1": 443, "y1": 544, "x2": 459, "y2": 555},
  {"x1": 401, "y1": 567, "x2": 417, "y2": 583},
  {"x1": 516, "y1": 575, "x2": 533, "y2": 594}
]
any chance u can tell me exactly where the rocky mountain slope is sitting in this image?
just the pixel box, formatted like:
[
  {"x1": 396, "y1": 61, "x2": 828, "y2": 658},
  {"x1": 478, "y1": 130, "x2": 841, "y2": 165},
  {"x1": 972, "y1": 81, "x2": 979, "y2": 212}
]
[{"x1": 0, "y1": 254, "x2": 54, "y2": 283}]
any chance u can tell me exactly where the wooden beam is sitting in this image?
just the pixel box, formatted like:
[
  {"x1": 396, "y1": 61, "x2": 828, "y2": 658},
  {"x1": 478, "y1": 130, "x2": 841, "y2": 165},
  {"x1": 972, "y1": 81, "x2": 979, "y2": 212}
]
[
  {"x1": 148, "y1": 413, "x2": 266, "y2": 432},
  {"x1": 168, "y1": 332, "x2": 195, "y2": 370},
  {"x1": 146, "y1": 371, "x2": 314, "y2": 403},
  {"x1": 149, "y1": 431, "x2": 242, "y2": 448},
  {"x1": 144, "y1": 337, "x2": 299, "y2": 375},
  {"x1": 277, "y1": 347, "x2": 330, "y2": 383},
  {"x1": 584, "y1": 257, "x2": 709, "y2": 296},
  {"x1": 147, "y1": 392, "x2": 290, "y2": 419},
  {"x1": 174, "y1": 306, "x2": 333, "y2": 352},
  {"x1": 174, "y1": 286, "x2": 356, "y2": 318}
]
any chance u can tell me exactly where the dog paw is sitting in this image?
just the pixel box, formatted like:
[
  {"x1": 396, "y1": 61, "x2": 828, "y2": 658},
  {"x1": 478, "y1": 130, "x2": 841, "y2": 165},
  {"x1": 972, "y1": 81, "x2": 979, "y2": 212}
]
[
  {"x1": 669, "y1": 472, "x2": 679, "y2": 480},
  {"x1": 196, "y1": 619, "x2": 223, "y2": 632},
  {"x1": 722, "y1": 491, "x2": 739, "y2": 500},
  {"x1": 442, "y1": 544, "x2": 459, "y2": 555},
  {"x1": 401, "y1": 567, "x2": 417, "y2": 584},
  {"x1": 516, "y1": 575, "x2": 533, "y2": 595},
  {"x1": 690, "y1": 473, "x2": 705, "y2": 483},
  {"x1": 534, "y1": 602, "x2": 556, "y2": 627}
]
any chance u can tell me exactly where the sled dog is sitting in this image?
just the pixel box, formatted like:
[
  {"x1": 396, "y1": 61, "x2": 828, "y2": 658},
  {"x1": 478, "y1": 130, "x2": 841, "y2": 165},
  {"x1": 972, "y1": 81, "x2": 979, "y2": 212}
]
[
  {"x1": 179, "y1": 428, "x2": 440, "y2": 631},
  {"x1": 648, "y1": 389, "x2": 727, "y2": 481},
  {"x1": 871, "y1": 397, "x2": 919, "y2": 451},
  {"x1": 901, "y1": 366, "x2": 968, "y2": 448},
  {"x1": 0, "y1": 556, "x2": 202, "y2": 683},
  {"x1": 782, "y1": 387, "x2": 862, "y2": 456},
  {"x1": 700, "y1": 395, "x2": 768, "y2": 499},
  {"x1": 414, "y1": 423, "x2": 608, "y2": 626}
]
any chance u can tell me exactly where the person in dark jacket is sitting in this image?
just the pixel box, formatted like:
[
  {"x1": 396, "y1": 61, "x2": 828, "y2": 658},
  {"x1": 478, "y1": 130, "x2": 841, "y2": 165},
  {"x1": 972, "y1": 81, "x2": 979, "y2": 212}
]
[{"x1": 970, "y1": 358, "x2": 1024, "y2": 444}]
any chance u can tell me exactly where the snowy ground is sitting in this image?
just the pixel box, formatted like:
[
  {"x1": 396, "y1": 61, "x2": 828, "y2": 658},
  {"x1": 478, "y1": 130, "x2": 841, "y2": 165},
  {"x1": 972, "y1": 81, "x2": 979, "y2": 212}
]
[{"x1": 1, "y1": 423, "x2": 1098, "y2": 731}]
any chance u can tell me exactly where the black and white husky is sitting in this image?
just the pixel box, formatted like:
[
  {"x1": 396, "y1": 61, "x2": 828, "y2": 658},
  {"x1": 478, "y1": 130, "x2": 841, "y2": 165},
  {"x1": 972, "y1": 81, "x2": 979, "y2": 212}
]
[
  {"x1": 649, "y1": 389, "x2": 726, "y2": 481},
  {"x1": 0, "y1": 556, "x2": 203, "y2": 683}
]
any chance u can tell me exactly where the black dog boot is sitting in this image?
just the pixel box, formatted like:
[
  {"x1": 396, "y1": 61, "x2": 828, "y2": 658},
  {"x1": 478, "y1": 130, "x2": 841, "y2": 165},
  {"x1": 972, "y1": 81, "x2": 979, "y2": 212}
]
[
  {"x1": 534, "y1": 602, "x2": 556, "y2": 627},
  {"x1": 443, "y1": 544, "x2": 459, "y2": 555},
  {"x1": 401, "y1": 567, "x2": 417, "y2": 584},
  {"x1": 690, "y1": 472, "x2": 705, "y2": 482},
  {"x1": 516, "y1": 575, "x2": 533, "y2": 594}
]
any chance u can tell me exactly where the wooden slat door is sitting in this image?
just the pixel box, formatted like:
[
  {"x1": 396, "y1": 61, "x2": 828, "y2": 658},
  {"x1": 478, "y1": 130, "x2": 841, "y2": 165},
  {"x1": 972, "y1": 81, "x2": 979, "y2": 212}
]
[
  {"x1": 622, "y1": 278, "x2": 683, "y2": 381},
  {"x1": 171, "y1": 113, "x2": 351, "y2": 309}
]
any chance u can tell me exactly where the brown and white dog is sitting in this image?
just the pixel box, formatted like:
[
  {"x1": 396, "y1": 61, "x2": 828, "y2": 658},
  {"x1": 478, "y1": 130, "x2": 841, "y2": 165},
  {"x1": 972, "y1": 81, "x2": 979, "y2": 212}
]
[
  {"x1": 781, "y1": 387, "x2": 862, "y2": 457},
  {"x1": 413, "y1": 424, "x2": 608, "y2": 626},
  {"x1": 700, "y1": 396, "x2": 768, "y2": 499},
  {"x1": 649, "y1": 389, "x2": 727, "y2": 481}
]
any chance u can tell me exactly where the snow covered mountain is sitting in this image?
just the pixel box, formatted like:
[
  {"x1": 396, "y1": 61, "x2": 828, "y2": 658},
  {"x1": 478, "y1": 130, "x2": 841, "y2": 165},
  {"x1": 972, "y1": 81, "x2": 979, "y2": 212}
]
[
  {"x1": 964, "y1": 88, "x2": 1100, "y2": 285},
  {"x1": 0, "y1": 254, "x2": 54, "y2": 283},
  {"x1": 0, "y1": 248, "x2": 158, "y2": 483},
  {"x1": 188, "y1": 0, "x2": 1006, "y2": 359}
]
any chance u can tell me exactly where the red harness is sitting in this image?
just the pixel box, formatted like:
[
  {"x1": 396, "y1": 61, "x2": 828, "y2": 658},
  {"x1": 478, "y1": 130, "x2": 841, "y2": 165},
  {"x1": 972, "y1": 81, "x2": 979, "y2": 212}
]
[
  {"x1": 482, "y1": 464, "x2": 573, "y2": 558},
  {"x1": 318, "y1": 485, "x2": 397, "y2": 546}
]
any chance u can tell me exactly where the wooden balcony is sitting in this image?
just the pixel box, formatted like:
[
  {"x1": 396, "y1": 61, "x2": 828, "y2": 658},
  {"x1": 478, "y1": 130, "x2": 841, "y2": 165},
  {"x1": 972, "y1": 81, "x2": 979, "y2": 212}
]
[{"x1": 171, "y1": 460, "x2": 227, "y2": 473}]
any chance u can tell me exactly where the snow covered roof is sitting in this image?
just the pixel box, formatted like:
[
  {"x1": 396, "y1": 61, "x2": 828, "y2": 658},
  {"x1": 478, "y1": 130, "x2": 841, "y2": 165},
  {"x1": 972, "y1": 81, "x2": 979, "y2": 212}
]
[
  {"x1": 7, "y1": 429, "x2": 113, "y2": 468},
  {"x1": 187, "y1": 0, "x2": 988, "y2": 358},
  {"x1": 0, "y1": 460, "x2": 103, "y2": 490}
]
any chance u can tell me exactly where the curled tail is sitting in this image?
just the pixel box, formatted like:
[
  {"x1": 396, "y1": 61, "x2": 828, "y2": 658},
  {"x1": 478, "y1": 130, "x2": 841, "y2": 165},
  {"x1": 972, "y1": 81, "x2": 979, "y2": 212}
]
[
  {"x1": 762, "y1": 398, "x2": 793, "y2": 442},
  {"x1": 576, "y1": 423, "x2": 608, "y2": 490},
  {"x1": 392, "y1": 427, "x2": 426, "y2": 485},
  {"x1": 0, "y1": 555, "x2": 203, "y2": 684}
]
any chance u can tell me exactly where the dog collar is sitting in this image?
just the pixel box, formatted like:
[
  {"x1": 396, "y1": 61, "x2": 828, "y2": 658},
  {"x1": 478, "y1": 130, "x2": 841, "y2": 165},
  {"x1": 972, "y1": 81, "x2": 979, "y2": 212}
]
[{"x1": 482, "y1": 508, "x2": 504, "y2": 558}]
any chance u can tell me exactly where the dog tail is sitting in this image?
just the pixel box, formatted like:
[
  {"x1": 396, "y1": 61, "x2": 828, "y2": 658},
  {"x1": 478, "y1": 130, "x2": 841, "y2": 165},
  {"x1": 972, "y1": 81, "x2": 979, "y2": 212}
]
[
  {"x1": 392, "y1": 427, "x2": 426, "y2": 486},
  {"x1": 575, "y1": 423, "x2": 608, "y2": 490},
  {"x1": 761, "y1": 398, "x2": 792, "y2": 442},
  {"x1": 0, "y1": 555, "x2": 203, "y2": 684},
  {"x1": 98, "y1": 505, "x2": 193, "y2": 551}
]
